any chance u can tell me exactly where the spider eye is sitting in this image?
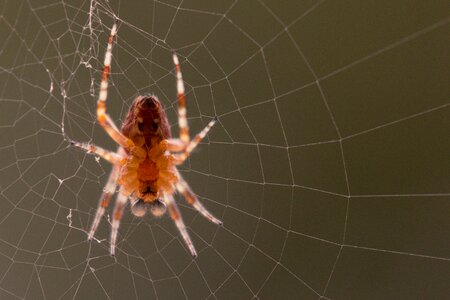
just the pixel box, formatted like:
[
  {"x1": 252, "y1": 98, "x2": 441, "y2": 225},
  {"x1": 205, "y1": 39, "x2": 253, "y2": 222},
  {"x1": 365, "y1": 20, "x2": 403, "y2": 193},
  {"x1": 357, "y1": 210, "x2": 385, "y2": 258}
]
[{"x1": 131, "y1": 199, "x2": 148, "y2": 217}]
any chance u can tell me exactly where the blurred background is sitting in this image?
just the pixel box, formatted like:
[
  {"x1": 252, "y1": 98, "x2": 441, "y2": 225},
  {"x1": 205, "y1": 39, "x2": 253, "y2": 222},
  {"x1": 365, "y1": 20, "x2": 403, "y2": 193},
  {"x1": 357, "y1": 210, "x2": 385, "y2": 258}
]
[{"x1": 0, "y1": 0, "x2": 449, "y2": 299}]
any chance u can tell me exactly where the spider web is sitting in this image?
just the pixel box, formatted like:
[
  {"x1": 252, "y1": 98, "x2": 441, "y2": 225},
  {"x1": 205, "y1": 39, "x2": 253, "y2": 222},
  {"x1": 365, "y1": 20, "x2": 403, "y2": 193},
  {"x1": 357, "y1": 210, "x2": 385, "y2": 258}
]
[{"x1": 0, "y1": 0, "x2": 449, "y2": 299}]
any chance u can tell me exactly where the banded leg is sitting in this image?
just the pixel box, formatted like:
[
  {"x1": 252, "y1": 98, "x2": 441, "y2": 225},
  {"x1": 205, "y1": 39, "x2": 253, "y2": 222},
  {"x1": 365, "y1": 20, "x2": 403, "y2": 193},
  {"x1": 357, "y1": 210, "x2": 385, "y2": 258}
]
[
  {"x1": 164, "y1": 193, "x2": 197, "y2": 257},
  {"x1": 71, "y1": 141, "x2": 122, "y2": 164},
  {"x1": 97, "y1": 22, "x2": 134, "y2": 149},
  {"x1": 110, "y1": 190, "x2": 128, "y2": 256},
  {"x1": 176, "y1": 176, "x2": 222, "y2": 225},
  {"x1": 88, "y1": 164, "x2": 120, "y2": 240},
  {"x1": 167, "y1": 139, "x2": 186, "y2": 152},
  {"x1": 173, "y1": 117, "x2": 217, "y2": 164},
  {"x1": 172, "y1": 53, "x2": 190, "y2": 144}
]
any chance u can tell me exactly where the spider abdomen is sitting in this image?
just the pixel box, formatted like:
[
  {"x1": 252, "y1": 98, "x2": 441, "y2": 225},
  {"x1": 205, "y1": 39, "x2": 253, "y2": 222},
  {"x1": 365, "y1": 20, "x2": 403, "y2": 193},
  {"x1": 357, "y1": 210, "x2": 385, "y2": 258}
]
[{"x1": 118, "y1": 141, "x2": 177, "y2": 202}]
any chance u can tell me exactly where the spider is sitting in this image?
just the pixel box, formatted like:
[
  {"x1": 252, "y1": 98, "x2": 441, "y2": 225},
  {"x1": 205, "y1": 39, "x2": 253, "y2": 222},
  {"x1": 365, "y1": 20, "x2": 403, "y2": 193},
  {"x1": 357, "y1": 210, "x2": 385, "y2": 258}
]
[{"x1": 72, "y1": 22, "x2": 222, "y2": 257}]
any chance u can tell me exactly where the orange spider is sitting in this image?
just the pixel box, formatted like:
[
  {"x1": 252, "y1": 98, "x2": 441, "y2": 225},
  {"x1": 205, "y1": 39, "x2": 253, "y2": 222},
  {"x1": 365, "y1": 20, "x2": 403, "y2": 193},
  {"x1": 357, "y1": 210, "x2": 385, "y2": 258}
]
[{"x1": 72, "y1": 22, "x2": 221, "y2": 257}]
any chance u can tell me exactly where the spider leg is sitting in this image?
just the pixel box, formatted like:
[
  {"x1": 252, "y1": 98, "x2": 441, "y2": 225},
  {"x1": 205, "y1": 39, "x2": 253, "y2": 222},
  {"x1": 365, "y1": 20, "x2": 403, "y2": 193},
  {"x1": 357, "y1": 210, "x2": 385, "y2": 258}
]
[
  {"x1": 110, "y1": 190, "x2": 128, "y2": 256},
  {"x1": 71, "y1": 141, "x2": 123, "y2": 164},
  {"x1": 88, "y1": 163, "x2": 120, "y2": 240},
  {"x1": 172, "y1": 117, "x2": 217, "y2": 164},
  {"x1": 176, "y1": 175, "x2": 222, "y2": 225},
  {"x1": 172, "y1": 53, "x2": 190, "y2": 145},
  {"x1": 164, "y1": 193, "x2": 197, "y2": 257},
  {"x1": 167, "y1": 139, "x2": 186, "y2": 152},
  {"x1": 97, "y1": 22, "x2": 135, "y2": 149}
]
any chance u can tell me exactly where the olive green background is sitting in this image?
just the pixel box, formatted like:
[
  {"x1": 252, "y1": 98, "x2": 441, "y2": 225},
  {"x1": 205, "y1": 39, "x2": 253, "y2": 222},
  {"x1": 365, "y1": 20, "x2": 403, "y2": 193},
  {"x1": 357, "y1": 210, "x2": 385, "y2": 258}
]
[{"x1": 0, "y1": 0, "x2": 449, "y2": 299}]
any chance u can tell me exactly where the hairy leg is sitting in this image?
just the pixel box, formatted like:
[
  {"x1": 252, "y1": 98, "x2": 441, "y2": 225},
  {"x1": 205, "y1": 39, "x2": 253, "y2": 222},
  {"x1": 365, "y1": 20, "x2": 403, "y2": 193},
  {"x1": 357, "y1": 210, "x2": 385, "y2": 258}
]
[
  {"x1": 164, "y1": 193, "x2": 197, "y2": 257},
  {"x1": 176, "y1": 175, "x2": 222, "y2": 225},
  {"x1": 88, "y1": 164, "x2": 120, "y2": 240},
  {"x1": 110, "y1": 190, "x2": 128, "y2": 256},
  {"x1": 71, "y1": 141, "x2": 122, "y2": 164},
  {"x1": 172, "y1": 117, "x2": 217, "y2": 164},
  {"x1": 172, "y1": 53, "x2": 190, "y2": 145},
  {"x1": 97, "y1": 22, "x2": 134, "y2": 149}
]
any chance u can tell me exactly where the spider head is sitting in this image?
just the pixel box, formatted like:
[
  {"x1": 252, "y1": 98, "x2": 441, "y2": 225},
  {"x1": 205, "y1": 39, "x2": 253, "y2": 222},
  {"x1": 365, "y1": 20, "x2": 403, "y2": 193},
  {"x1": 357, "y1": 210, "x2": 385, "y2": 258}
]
[
  {"x1": 131, "y1": 198, "x2": 167, "y2": 218},
  {"x1": 121, "y1": 94, "x2": 171, "y2": 141},
  {"x1": 136, "y1": 96, "x2": 162, "y2": 133},
  {"x1": 137, "y1": 95, "x2": 161, "y2": 111}
]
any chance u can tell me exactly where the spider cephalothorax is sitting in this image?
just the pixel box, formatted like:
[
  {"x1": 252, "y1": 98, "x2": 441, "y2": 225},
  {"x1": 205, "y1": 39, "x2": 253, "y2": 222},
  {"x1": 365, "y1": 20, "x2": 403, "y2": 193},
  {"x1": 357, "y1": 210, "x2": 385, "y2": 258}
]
[
  {"x1": 72, "y1": 22, "x2": 221, "y2": 257},
  {"x1": 121, "y1": 95, "x2": 171, "y2": 146}
]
